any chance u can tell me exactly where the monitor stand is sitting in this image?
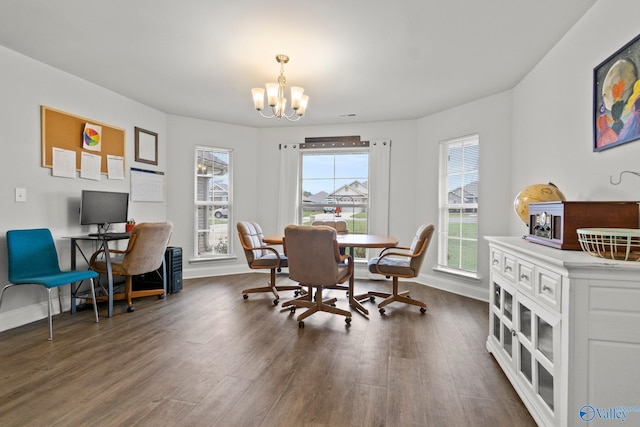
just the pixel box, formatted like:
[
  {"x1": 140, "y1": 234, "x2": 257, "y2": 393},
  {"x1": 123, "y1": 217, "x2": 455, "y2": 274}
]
[{"x1": 88, "y1": 224, "x2": 108, "y2": 237}]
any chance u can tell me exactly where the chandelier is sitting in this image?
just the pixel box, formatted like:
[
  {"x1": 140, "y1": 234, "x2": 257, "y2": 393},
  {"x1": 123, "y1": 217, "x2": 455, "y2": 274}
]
[{"x1": 251, "y1": 54, "x2": 309, "y2": 121}]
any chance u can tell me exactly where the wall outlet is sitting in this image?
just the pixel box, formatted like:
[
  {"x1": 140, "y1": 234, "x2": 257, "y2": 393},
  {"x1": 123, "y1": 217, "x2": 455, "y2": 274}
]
[{"x1": 15, "y1": 188, "x2": 26, "y2": 202}]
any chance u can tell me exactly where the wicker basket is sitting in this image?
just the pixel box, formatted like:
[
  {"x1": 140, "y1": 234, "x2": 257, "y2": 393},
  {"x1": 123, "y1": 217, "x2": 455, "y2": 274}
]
[{"x1": 576, "y1": 228, "x2": 640, "y2": 261}]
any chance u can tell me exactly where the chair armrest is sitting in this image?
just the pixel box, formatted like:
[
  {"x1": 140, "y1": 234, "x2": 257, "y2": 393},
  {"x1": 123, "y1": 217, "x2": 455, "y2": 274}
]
[
  {"x1": 338, "y1": 253, "x2": 354, "y2": 283},
  {"x1": 239, "y1": 238, "x2": 280, "y2": 257},
  {"x1": 377, "y1": 249, "x2": 419, "y2": 261},
  {"x1": 89, "y1": 248, "x2": 128, "y2": 264},
  {"x1": 378, "y1": 245, "x2": 411, "y2": 257}
]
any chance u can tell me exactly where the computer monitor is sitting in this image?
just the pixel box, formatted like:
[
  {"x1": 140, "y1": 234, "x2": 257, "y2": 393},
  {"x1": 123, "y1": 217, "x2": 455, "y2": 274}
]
[{"x1": 80, "y1": 190, "x2": 129, "y2": 234}]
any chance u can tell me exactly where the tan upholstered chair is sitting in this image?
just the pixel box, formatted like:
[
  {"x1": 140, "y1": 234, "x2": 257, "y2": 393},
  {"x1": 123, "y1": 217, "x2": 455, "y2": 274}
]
[
  {"x1": 283, "y1": 224, "x2": 353, "y2": 328},
  {"x1": 311, "y1": 219, "x2": 348, "y2": 234},
  {"x1": 237, "y1": 221, "x2": 300, "y2": 305},
  {"x1": 363, "y1": 223, "x2": 434, "y2": 315},
  {"x1": 90, "y1": 222, "x2": 173, "y2": 313},
  {"x1": 312, "y1": 219, "x2": 348, "y2": 257}
]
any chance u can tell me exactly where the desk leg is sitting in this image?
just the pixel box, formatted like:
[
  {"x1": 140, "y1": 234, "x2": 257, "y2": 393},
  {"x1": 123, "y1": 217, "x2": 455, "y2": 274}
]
[
  {"x1": 104, "y1": 243, "x2": 114, "y2": 318},
  {"x1": 162, "y1": 257, "x2": 167, "y2": 296},
  {"x1": 70, "y1": 240, "x2": 77, "y2": 314}
]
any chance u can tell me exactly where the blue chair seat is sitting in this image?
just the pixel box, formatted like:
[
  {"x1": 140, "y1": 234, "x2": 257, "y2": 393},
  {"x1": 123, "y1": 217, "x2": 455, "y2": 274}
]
[{"x1": 11, "y1": 270, "x2": 98, "y2": 288}]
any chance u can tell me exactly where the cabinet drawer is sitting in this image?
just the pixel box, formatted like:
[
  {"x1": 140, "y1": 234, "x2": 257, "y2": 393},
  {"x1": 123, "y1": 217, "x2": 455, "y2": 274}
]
[
  {"x1": 490, "y1": 248, "x2": 502, "y2": 271},
  {"x1": 517, "y1": 259, "x2": 534, "y2": 295},
  {"x1": 502, "y1": 253, "x2": 517, "y2": 281},
  {"x1": 535, "y1": 267, "x2": 562, "y2": 312}
]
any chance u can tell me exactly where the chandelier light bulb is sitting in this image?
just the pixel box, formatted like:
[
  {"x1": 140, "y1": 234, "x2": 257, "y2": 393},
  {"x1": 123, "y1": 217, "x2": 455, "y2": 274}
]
[{"x1": 251, "y1": 88, "x2": 265, "y2": 111}]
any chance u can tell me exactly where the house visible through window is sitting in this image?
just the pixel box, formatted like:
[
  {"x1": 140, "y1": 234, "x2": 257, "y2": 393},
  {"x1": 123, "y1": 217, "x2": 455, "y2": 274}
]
[
  {"x1": 195, "y1": 147, "x2": 231, "y2": 258},
  {"x1": 438, "y1": 134, "x2": 479, "y2": 274}
]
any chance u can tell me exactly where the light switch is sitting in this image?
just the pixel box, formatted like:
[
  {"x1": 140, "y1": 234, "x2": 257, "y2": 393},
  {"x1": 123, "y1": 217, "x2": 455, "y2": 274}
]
[{"x1": 15, "y1": 188, "x2": 26, "y2": 202}]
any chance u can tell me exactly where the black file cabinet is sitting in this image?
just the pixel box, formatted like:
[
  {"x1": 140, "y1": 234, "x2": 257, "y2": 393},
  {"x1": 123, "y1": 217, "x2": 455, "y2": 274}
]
[{"x1": 133, "y1": 246, "x2": 183, "y2": 294}]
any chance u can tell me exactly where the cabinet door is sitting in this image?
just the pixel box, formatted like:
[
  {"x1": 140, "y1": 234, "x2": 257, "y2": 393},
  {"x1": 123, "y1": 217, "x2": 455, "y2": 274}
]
[
  {"x1": 490, "y1": 274, "x2": 516, "y2": 361},
  {"x1": 516, "y1": 292, "x2": 561, "y2": 423}
]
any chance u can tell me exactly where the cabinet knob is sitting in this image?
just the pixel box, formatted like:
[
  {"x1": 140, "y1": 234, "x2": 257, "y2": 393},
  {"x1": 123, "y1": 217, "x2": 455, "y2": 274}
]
[
  {"x1": 505, "y1": 266, "x2": 512, "y2": 272},
  {"x1": 492, "y1": 259, "x2": 499, "y2": 265},
  {"x1": 542, "y1": 284, "x2": 551, "y2": 292},
  {"x1": 520, "y1": 273, "x2": 529, "y2": 280}
]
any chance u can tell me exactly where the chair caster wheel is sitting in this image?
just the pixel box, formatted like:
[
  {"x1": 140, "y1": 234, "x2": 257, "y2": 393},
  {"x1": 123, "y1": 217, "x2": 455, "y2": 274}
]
[
  {"x1": 298, "y1": 321, "x2": 304, "y2": 328},
  {"x1": 290, "y1": 306, "x2": 296, "y2": 313},
  {"x1": 273, "y1": 299, "x2": 279, "y2": 305},
  {"x1": 369, "y1": 296, "x2": 375, "y2": 303},
  {"x1": 159, "y1": 294, "x2": 165, "y2": 299},
  {"x1": 345, "y1": 317, "x2": 352, "y2": 325},
  {"x1": 294, "y1": 290, "x2": 300, "y2": 296},
  {"x1": 243, "y1": 294, "x2": 249, "y2": 300},
  {"x1": 127, "y1": 306, "x2": 135, "y2": 313},
  {"x1": 379, "y1": 308, "x2": 385, "y2": 315},
  {"x1": 420, "y1": 307, "x2": 427, "y2": 314}
]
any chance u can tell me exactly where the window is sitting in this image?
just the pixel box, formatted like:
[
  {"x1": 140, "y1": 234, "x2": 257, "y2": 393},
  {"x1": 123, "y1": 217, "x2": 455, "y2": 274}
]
[
  {"x1": 195, "y1": 147, "x2": 232, "y2": 258},
  {"x1": 438, "y1": 134, "x2": 479, "y2": 274},
  {"x1": 299, "y1": 148, "x2": 369, "y2": 257}
]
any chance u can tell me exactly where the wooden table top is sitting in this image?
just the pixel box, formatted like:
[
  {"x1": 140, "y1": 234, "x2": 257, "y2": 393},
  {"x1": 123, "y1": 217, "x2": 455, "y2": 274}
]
[{"x1": 262, "y1": 233, "x2": 398, "y2": 248}]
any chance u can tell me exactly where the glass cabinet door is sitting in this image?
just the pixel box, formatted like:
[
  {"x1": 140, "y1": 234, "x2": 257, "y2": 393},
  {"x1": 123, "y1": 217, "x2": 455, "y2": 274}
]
[
  {"x1": 490, "y1": 277, "x2": 515, "y2": 360},
  {"x1": 502, "y1": 288, "x2": 514, "y2": 357},
  {"x1": 516, "y1": 293, "x2": 560, "y2": 416}
]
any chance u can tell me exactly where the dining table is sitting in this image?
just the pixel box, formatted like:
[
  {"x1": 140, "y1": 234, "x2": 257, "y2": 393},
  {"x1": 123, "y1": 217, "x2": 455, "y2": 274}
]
[{"x1": 262, "y1": 232, "x2": 399, "y2": 315}]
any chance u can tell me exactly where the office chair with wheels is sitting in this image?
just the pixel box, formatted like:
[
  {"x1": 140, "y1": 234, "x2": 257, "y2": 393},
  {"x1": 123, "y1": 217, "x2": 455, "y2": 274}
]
[
  {"x1": 90, "y1": 222, "x2": 172, "y2": 313},
  {"x1": 237, "y1": 221, "x2": 301, "y2": 305},
  {"x1": 312, "y1": 219, "x2": 348, "y2": 254},
  {"x1": 361, "y1": 223, "x2": 435, "y2": 315},
  {"x1": 283, "y1": 224, "x2": 353, "y2": 328},
  {"x1": 1, "y1": 228, "x2": 99, "y2": 340}
]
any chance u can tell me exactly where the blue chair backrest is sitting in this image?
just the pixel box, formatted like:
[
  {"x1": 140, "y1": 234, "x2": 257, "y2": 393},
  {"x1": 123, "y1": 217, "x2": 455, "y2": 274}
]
[{"x1": 6, "y1": 228, "x2": 62, "y2": 282}]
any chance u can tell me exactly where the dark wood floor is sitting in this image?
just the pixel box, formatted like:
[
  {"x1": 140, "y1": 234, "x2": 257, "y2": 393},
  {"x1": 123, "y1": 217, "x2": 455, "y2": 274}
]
[{"x1": 0, "y1": 274, "x2": 535, "y2": 427}]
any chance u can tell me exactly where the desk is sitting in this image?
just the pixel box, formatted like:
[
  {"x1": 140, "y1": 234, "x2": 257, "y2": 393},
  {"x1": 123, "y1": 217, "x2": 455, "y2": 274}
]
[
  {"x1": 66, "y1": 233, "x2": 130, "y2": 318},
  {"x1": 262, "y1": 233, "x2": 398, "y2": 315}
]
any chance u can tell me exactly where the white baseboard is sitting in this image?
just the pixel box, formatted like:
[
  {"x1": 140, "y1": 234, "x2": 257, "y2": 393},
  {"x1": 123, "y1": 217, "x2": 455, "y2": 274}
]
[{"x1": 415, "y1": 271, "x2": 489, "y2": 302}]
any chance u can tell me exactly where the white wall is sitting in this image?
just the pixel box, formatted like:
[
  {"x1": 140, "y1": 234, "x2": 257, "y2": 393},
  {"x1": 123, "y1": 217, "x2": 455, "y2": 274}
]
[
  {"x1": 510, "y1": 0, "x2": 640, "y2": 234},
  {"x1": 416, "y1": 91, "x2": 514, "y2": 299},
  {"x1": 0, "y1": 46, "x2": 167, "y2": 331},
  {"x1": 165, "y1": 115, "x2": 258, "y2": 279}
]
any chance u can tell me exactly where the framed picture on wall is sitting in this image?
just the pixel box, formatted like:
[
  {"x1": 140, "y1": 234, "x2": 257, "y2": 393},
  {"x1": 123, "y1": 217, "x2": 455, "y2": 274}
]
[
  {"x1": 593, "y1": 33, "x2": 640, "y2": 152},
  {"x1": 134, "y1": 127, "x2": 158, "y2": 165}
]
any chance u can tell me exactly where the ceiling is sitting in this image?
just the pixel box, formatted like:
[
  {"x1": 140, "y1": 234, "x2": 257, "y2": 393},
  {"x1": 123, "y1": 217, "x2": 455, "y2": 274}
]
[{"x1": 0, "y1": 0, "x2": 597, "y2": 128}]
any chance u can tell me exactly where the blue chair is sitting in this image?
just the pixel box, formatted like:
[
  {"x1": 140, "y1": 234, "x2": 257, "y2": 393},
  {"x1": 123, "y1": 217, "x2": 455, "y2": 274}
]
[{"x1": 1, "y1": 228, "x2": 99, "y2": 340}]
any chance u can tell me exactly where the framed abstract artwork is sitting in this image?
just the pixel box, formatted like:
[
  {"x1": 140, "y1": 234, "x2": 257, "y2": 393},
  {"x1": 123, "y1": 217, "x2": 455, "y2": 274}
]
[{"x1": 593, "y1": 33, "x2": 640, "y2": 152}]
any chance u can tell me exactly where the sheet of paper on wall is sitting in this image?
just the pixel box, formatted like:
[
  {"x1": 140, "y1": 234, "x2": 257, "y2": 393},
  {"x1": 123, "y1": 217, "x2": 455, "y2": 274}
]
[
  {"x1": 107, "y1": 155, "x2": 124, "y2": 180},
  {"x1": 130, "y1": 168, "x2": 164, "y2": 202},
  {"x1": 52, "y1": 147, "x2": 76, "y2": 178},
  {"x1": 80, "y1": 151, "x2": 101, "y2": 181}
]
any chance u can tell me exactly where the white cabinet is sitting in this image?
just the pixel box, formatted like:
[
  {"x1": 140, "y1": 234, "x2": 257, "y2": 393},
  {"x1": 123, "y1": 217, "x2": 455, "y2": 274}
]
[{"x1": 486, "y1": 237, "x2": 640, "y2": 427}]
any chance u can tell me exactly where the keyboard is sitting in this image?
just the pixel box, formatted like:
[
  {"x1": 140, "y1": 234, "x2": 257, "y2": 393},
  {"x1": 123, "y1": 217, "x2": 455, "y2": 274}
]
[{"x1": 88, "y1": 232, "x2": 130, "y2": 239}]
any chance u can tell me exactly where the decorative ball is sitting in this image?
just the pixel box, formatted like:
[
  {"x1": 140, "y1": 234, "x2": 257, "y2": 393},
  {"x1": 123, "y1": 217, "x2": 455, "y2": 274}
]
[{"x1": 513, "y1": 183, "x2": 566, "y2": 226}]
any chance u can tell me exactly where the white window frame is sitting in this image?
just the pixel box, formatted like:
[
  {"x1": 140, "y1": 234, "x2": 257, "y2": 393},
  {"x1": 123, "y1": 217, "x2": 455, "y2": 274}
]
[
  {"x1": 193, "y1": 146, "x2": 233, "y2": 260},
  {"x1": 437, "y1": 134, "x2": 479, "y2": 277}
]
